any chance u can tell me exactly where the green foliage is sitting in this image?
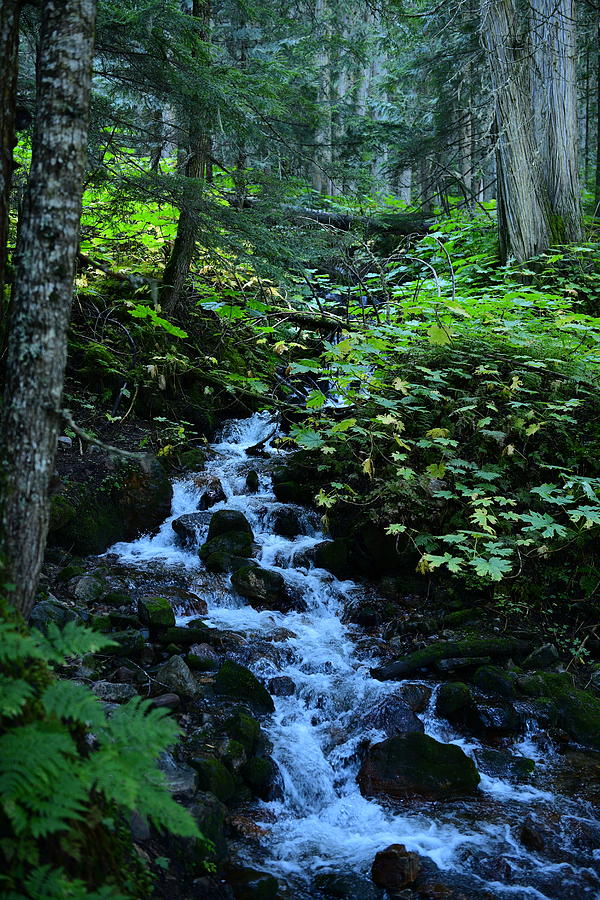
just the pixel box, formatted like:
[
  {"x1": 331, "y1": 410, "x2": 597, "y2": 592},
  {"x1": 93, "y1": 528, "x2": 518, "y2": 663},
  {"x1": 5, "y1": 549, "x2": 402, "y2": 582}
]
[{"x1": 0, "y1": 617, "x2": 205, "y2": 899}]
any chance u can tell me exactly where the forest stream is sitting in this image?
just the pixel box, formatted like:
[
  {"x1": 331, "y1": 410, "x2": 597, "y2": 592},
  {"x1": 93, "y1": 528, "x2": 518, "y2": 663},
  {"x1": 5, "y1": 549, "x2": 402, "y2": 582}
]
[{"x1": 107, "y1": 412, "x2": 600, "y2": 900}]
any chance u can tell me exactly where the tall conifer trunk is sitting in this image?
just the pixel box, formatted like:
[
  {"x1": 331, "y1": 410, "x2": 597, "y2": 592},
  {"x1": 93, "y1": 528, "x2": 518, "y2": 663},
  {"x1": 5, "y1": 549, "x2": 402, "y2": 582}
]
[
  {"x1": 1, "y1": 0, "x2": 96, "y2": 618},
  {"x1": 0, "y1": 0, "x2": 22, "y2": 303}
]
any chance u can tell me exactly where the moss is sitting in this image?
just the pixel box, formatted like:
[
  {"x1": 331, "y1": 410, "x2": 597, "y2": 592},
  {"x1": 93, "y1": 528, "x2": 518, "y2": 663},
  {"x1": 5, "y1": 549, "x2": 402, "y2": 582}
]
[
  {"x1": 313, "y1": 539, "x2": 350, "y2": 579},
  {"x1": 540, "y1": 673, "x2": 600, "y2": 750},
  {"x1": 156, "y1": 625, "x2": 209, "y2": 646},
  {"x1": 224, "y1": 708, "x2": 262, "y2": 755},
  {"x1": 137, "y1": 596, "x2": 175, "y2": 629},
  {"x1": 190, "y1": 757, "x2": 235, "y2": 802},
  {"x1": 241, "y1": 756, "x2": 277, "y2": 800},
  {"x1": 436, "y1": 682, "x2": 473, "y2": 718},
  {"x1": 373, "y1": 636, "x2": 530, "y2": 680},
  {"x1": 215, "y1": 661, "x2": 274, "y2": 713},
  {"x1": 472, "y1": 665, "x2": 516, "y2": 698}
]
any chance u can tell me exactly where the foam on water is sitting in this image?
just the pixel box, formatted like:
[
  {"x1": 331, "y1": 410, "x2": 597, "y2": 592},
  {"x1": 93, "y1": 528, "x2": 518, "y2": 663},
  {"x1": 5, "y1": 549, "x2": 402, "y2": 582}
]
[{"x1": 111, "y1": 412, "x2": 600, "y2": 898}]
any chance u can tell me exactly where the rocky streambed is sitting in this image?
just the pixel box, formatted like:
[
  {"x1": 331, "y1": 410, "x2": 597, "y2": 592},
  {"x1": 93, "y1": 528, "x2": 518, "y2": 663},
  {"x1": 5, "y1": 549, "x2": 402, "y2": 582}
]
[{"x1": 39, "y1": 412, "x2": 600, "y2": 900}]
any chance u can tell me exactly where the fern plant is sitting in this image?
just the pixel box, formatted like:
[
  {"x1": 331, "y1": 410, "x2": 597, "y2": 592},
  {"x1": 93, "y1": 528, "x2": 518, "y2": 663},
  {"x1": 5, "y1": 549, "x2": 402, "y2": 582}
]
[{"x1": 0, "y1": 614, "x2": 207, "y2": 899}]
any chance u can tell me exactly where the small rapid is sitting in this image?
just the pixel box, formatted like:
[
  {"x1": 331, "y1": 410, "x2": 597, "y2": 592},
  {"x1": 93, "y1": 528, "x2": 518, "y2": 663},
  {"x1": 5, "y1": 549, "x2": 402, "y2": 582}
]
[{"x1": 111, "y1": 412, "x2": 600, "y2": 900}]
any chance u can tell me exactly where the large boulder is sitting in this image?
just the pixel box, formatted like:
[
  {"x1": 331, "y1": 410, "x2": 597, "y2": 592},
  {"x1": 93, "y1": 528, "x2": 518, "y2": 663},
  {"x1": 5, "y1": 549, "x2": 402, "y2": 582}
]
[
  {"x1": 215, "y1": 661, "x2": 274, "y2": 713},
  {"x1": 540, "y1": 673, "x2": 600, "y2": 750},
  {"x1": 207, "y1": 509, "x2": 253, "y2": 540},
  {"x1": 230, "y1": 565, "x2": 289, "y2": 612},
  {"x1": 357, "y1": 732, "x2": 480, "y2": 800},
  {"x1": 155, "y1": 655, "x2": 200, "y2": 697},
  {"x1": 270, "y1": 506, "x2": 305, "y2": 538},
  {"x1": 29, "y1": 598, "x2": 80, "y2": 632},
  {"x1": 199, "y1": 509, "x2": 255, "y2": 572},
  {"x1": 372, "y1": 637, "x2": 530, "y2": 680},
  {"x1": 313, "y1": 539, "x2": 351, "y2": 579},
  {"x1": 371, "y1": 844, "x2": 421, "y2": 893},
  {"x1": 436, "y1": 682, "x2": 521, "y2": 737},
  {"x1": 171, "y1": 512, "x2": 212, "y2": 545},
  {"x1": 49, "y1": 452, "x2": 172, "y2": 555},
  {"x1": 363, "y1": 696, "x2": 424, "y2": 737}
]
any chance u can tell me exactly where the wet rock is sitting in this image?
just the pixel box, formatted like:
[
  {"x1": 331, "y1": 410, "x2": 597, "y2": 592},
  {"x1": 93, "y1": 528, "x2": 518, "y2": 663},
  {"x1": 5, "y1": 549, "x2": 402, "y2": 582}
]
[
  {"x1": 515, "y1": 673, "x2": 545, "y2": 698},
  {"x1": 29, "y1": 598, "x2": 80, "y2": 632},
  {"x1": 188, "y1": 791, "x2": 228, "y2": 862},
  {"x1": 436, "y1": 682, "x2": 521, "y2": 737},
  {"x1": 155, "y1": 655, "x2": 200, "y2": 697},
  {"x1": 472, "y1": 664, "x2": 516, "y2": 698},
  {"x1": 198, "y1": 478, "x2": 226, "y2": 510},
  {"x1": 523, "y1": 643, "x2": 560, "y2": 670},
  {"x1": 436, "y1": 682, "x2": 473, "y2": 719},
  {"x1": 69, "y1": 574, "x2": 106, "y2": 602},
  {"x1": 241, "y1": 755, "x2": 282, "y2": 801},
  {"x1": 172, "y1": 512, "x2": 212, "y2": 545},
  {"x1": 313, "y1": 872, "x2": 383, "y2": 900},
  {"x1": 110, "y1": 665, "x2": 143, "y2": 684},
  {"x1": 92, "y1": 681, "x2": 137, "y2": 703},
  {"x1": 313, "y1": 539, "x2": 351, "y2": 579},
  {"x1": 218, "y1": 737, "x2": 247, "y2": 774},
  {"x1": 245, "y1": 470, "x2": 259, "y2": 493},
  {"x1": 270, "y1": 505, "x2": 304, "y2": 538},
  {"x1": 396, "y1": 683, "x2": 431, "y2": 713},
  {"x1": 208, "y1": 509, "x2": 253, "y2": 540},
  {"x1": 150, "y1": 693, "x2": 180, "y2": 710},
  {"x1": 541, "y1": 672, "x2": 600, "y2": 750},
  {"x1": 373, "y1": 637, "x2": 530, "y2": 680},
  {"x1": 519, "y1": 815, "x2": 545, "y2": 851},
  {"x1": 371, "y1": 843, "x2": 421, "y2": 892},
  {"x1": 231, "y1": 565, "x2": 289, "y2": 611},
  {"x1": 156, "y1": 623, "x2": 210, "y2": 647},
  {"x1": 215, "y1": 661, "x2": 275, "y2": 713},
  {"x1": 268, "y1": 675, "x2": 295, "y2": 696},
  {"x1": 364, "y1": 696, "x2": 424, "y2": 737},
  {"x1": 104, "y1": 629, "x2": 145, "y2": 658},
  {"x1": 225, "y1": 864, "x2": 278, "y2": 900},
  {"x1": 137, "y1": 596, "x2": 175, "y2": 629},
  {"x1": 357, "y1": 732, "x2": 480, "y2": 800},
  {"x1": 191, "y1": 757, "x2": 235, "y2": 802},
  {"x1": 224, "y1": 708, "x2": 262, "y2": 754},
  {"x1": 158, "y1": 751, "x2": 198, "y2": 796},
  {"x1": 199, "y1": 532, "x2": 255, "y2": 572},
  {"x1": 474, "y1": 748, "x2": 535, "y2": 781},
  {"x1": 435, "y1": 656, "x2": 492, "y2": 674},
  {"x1": 187, "y1": 642, "x2": 221, "y2": 671}
]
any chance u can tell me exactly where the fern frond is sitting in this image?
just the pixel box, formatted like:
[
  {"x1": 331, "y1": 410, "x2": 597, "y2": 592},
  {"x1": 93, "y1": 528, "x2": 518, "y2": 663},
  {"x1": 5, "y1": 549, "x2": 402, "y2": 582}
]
[
  {"x1": 0, "y1": 676, "x2": 34, "y2": 717},
  {"x1": 36, "y1": 622, "x2": 115, "y2": 664},
  {"x1": 42, "y1": 680, "x2": 106, "y2": 730},
  {"x1": 0, "y1": 624, "x2": 46, "y2": 665}
]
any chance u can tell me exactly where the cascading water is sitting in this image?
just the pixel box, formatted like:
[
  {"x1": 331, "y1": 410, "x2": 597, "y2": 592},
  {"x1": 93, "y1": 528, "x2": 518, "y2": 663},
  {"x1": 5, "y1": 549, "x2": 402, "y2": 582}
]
[{"x1": 111, "y1": 412, "x2": 600, "y2": 900}]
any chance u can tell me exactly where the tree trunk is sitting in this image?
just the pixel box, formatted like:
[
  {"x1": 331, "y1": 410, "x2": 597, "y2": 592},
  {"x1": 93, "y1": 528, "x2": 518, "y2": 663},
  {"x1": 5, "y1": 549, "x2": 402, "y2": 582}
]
[
  {"x1": 481, "y1": 0, "x2": 553, "y2": 262},
  {"x1": 531, "y1": 0, "x2": 582, "y2": 241},
  {"x1": 595, "y1": 9, "x2": 600, "y2": 214},
  {"x1": 0, "y1": 0, "x2": 21, "y2": 303},
  {"x1": 161, "y1": 0, "x2": 211, "y2": 318},
  {"x1": 0, "y1": 0, "x2": 96, "y2": 618}
]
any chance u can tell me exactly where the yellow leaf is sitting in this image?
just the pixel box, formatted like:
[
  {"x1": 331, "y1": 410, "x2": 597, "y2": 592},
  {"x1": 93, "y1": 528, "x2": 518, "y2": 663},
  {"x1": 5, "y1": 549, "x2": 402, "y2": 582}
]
[
  {"x1": 392, "y1": 378, "x2": 410, "y2": 395},
  {"x1": 525, "y1": 423, "x2": 540, "y2": 436},
  {"x1": 428, "y1": 324, "x2": 452, "y2": 346},
  {"x1": 362, "y1": 457, "x2": 375, "y2": 477},
  {"x1": 425, "y1": 428, "x2": 449, "y2": 439}
]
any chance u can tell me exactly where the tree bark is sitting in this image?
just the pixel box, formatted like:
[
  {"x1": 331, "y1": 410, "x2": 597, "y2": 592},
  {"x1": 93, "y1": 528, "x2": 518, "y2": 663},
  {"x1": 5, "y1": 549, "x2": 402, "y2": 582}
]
[
  {"x1": 0, "y1": 0, "x2": 96, "y2": 618},
  {"x1": 0, "y1": 0, "x2": 22, "y2": 303},
  {"x1": 531, "y1": 0, "x2": 582, "y2": 240},
  {"x1": 161, "y1": 0, "x2": 211, "y2": 318},
  {"x1": 595, "y1": 8, "x2": 600, "y2": 214}
]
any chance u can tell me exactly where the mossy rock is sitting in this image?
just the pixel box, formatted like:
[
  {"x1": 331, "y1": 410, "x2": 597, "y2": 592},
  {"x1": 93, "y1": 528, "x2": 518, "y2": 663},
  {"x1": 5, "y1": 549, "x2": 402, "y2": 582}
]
[
  {"x1": 373, "y1": 636, "x2": 531, "y2": 680},
  {"x1": 215, "y1": 661, "x2": 274, "y2": 713},
  {"x1": 474, "y1": 748, "x2": 535, "y2": 781},
  {"x1": 189, "y1": 792, "x2": 228, "y2": 864},
  {"x1": 207, "y1": 509, "x2": 253, "y2": 540},
  {"x1": 357, "y1": 732, "x2": 480, "y2": 800},
  {"x1": 156, "y1": 624, "x2": 209, "y2": 646},
  {"x1": 29, "y1": 598, "x2": 81, "y2": 632},
  {"x1": 540, "y1": 673, "x2": 600, "y2": 750},
  {"x1": 472, "y1": 665, "x2": 516, "y2": 698},
  {"x1": 190, "y1": 757, "x2": 235, "y2": 802},
  {"x1": 241, "y1": 756, "x2": 279, "y2": 800},
  {"x1": 103, "y1": 629, "x2": 145, "y2": 658},
  {"x1": 225, "y1": 865, "x2": 279, "y2": 900},
  {"x1": 224, "y1": 708, "x2": 262, "y2": 755},
  {"x1": 246, "y1": 470, "x2": 260, "y2": 493},
  {"x1": 313, "y1": 539, "x2": 351, "y2": 579},
  {"x1": 436, "y1": 682, "x2": 473, "y2": 719},
  {"x1": 230, "y1": 565, "x2": 288, "y2": 610},
  {"x1": 137, "y1": 596, "x2": 175, "y2": 629},
  {"x1": 199, "y1": 532, "x2": 254, "y2": 572}
]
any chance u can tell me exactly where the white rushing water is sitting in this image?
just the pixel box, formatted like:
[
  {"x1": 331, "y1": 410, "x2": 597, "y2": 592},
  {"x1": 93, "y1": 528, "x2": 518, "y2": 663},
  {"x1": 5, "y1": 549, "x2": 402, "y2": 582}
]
[{"x1": 111, "y1": 412, "x2": 600, "y2": 900}]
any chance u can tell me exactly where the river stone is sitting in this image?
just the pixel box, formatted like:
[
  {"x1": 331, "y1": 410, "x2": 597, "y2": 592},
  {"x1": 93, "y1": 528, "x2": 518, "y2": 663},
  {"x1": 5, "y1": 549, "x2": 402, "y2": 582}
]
[
  {"x1": 29, "y1": 598, "x2": 80, "y2": 632},
  {"x1": 436, "y1": 682, "x2": 521, "y2": 736},
  {"x1": 172, "y1": 512, "x2": 212, "y2": 545},
  {"x1": 436, "y1": 682, "x2": 473, "y2": 719},
  {"x1": 150, "y1": 693, "x2": 180, "y2": 710},
  {"x1": 191, "y1": 757, "x2": 235, "y2": 802},
  {"x1": 103, "y1": 628, "x2": 145, "y2": 658},
  {"x1": 215, "y1": 660, "x2": 275, "y2": 713},
  {"x1": 270, "y1": 506, "x2": 304, "y2": 538},
  {"x1": 189, "y1": 792, "x2": 228, "y2": 863},
  {"x1": 199, "y1": 532, "x2": 254, "y2": 572},
  {"x1": 313, "y1": 872, "x2": 383, "y2": 900},
  {"x1": 364, "y1": 696, "x2": 424, "y2": 737},
  {"x1": 92, "y1": 681, "x2": 137, "y2": 703},
  {"x1": 357, "y1": 732, "x2": 480, "y2": 800},
  {"x1": 225, "y1": 865, "x2": 278, "y2": 900},
  {"x1": 313, "y1": 539, "x2": 351, "y2": 579},
  {"x1": 156, "y1": 623, "x2": 210, "y2": 646},
  {"x1": 155, "y1": 655, "x2": 200, "y2": 697},
  {"x1": 541, "y1": 672, "x2": 600, "y2": 750},
  {"x1": 268, "y1": 675, "x2": 295, "y2": 696},
  {"x1": 207, "y1": 509, "x2": 253, "y2": 540},
  {"x1": 371, "y1": 843, "x2": 421, "y2": 892},
  {"x1": 245, "y1": 470, "x2": 260, "y2": 493},
  {"x1": 472, "y1": 664, "x2": 516, "y2": 698},
  {"x1": 137, "y1": 596, "x2": 175, "y2": 628},
  {"x1": 69, "y1": 574, "x2": 106, "y2": 602},
  {"x1": 158, "y1": 750, "x2": 198, "y2": 796},
  {"x1": 224, "y1": 708, "x2": 262, "y2": 755},
  {"x1": 199, "y1": 482, "x2": 226, "y2": 510},
  {"x1": 474, "y1": 748, "x2": 535, "y2": 781},
  {"x1": 523, "y1": 643, "x2": 560, "y2": 670},
  {"x1": 372, "y1": 636, "x2": 531, "y2": 680},
  {"x1": 187, "y1": 642, "x2": 220, "y2": 671},
  {"x1": 395, "y1": 683, "x2": 431, "y2": 713},
  {"x1": 231, "y1": 565, "x2": 289, "y2": 611},
  {"x1": 242, "y1": 755, "x2": 282, "y2": 801}
]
